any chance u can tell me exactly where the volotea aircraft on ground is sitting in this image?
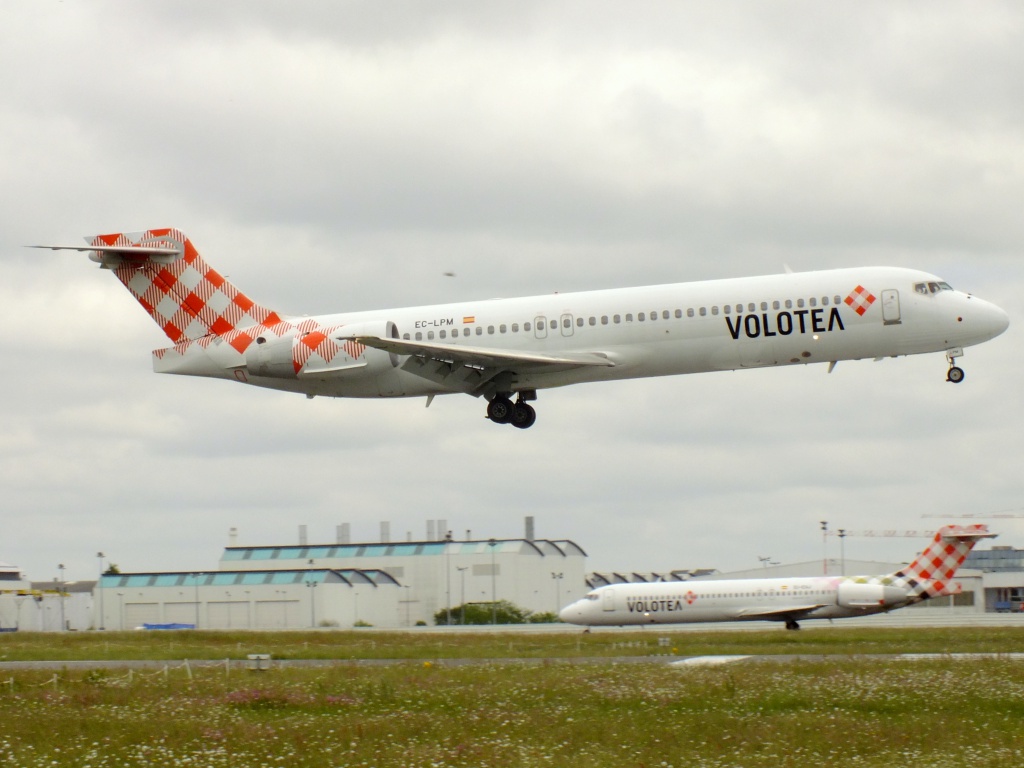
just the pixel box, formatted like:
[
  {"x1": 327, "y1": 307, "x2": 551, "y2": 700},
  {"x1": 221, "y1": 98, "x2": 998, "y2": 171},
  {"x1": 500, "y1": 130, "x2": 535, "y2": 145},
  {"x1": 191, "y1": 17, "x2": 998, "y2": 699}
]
[
  {"x1": 41, "y1": 229, "x2": 1009, "y2": 428},
  {"x1": 558, "y1": 525, "x2": 995, "y2": 630}
]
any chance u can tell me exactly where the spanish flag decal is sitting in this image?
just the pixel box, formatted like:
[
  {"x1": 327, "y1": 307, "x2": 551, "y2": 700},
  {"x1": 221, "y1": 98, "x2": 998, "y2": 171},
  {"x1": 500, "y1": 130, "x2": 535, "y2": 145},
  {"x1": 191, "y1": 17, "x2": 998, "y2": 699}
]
[{"x1": 463, "y1": 316, "x2": 475, "y2": 324}]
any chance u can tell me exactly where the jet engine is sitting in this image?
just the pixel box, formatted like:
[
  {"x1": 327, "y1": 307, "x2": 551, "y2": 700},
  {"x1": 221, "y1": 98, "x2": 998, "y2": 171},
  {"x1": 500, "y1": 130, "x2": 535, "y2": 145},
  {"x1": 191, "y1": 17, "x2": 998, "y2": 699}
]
[
  {"x1": 245, "y1": 320, "x2": 400, "y2": 379},
  {"x1": 836, "y1": 582, "x2": 908, "y2": 608}
]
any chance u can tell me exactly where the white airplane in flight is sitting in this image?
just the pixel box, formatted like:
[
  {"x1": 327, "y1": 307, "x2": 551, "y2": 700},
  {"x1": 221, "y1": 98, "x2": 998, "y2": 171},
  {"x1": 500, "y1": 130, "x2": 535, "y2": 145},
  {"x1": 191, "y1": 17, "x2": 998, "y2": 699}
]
[
  {"x1": 40, "y1": 228, "x2": 1008, "y2": 428},
  {"x1": 558, "y1": 524, "x2": 995, "y2": 630}
]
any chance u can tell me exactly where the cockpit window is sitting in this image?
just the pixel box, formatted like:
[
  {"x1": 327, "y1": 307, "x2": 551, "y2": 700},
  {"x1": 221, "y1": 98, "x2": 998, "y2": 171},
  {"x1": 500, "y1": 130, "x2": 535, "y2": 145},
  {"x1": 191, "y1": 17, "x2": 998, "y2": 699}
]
[
  {"x1": 914, "y1": 281, "x2": 954, "y2": 295},
  {"x1": 585, "y1": 592, "x2": 600, "y2": 601}
]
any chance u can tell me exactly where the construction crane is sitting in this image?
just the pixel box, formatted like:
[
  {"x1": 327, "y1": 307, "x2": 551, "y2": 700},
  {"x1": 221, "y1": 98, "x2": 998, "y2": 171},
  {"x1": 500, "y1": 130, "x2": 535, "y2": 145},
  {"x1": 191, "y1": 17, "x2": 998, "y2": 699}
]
[
  {"x1": 921, "y1": 512, "x2": 1024, "y2": 519},
  {"x1": 825, "y1": 530, "x2": 933, "y2": 538}
]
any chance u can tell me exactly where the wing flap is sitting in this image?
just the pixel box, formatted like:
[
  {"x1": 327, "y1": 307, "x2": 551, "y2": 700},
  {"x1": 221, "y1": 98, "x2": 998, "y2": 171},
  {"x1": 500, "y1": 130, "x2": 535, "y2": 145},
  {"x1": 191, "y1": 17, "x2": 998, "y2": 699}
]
[
  {"x1": 343, "y1": 335, "x2": 616, "y2": 372},
  {"x1": 737, "y1": 604, "x2": 827, "y2": 620}
]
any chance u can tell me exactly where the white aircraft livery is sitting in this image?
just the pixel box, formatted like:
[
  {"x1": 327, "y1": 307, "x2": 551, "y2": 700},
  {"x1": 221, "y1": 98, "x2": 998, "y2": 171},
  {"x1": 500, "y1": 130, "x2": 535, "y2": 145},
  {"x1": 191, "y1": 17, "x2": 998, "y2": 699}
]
[
  {"x1": 558, "y1": 525, "x2": 995, "y2": 630},
  {"x1": 41, "y1": 228, "x2": 1009, "y2": 428}
]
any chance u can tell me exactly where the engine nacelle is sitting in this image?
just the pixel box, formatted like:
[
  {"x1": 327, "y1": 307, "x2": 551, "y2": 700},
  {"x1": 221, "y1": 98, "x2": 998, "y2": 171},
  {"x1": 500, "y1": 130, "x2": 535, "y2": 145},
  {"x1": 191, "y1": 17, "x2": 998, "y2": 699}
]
[
  {"x1": 836, "y1": 582, "x2": 908, "y2": 608},
  {"x1": 245, "y1": 320, "x2": 399, "y2": 379}
]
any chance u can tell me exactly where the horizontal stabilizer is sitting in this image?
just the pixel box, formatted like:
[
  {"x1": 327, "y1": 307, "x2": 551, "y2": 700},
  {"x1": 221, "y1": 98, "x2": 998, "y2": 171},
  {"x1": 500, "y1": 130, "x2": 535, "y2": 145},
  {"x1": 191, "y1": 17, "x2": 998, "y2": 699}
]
[{"x1": 29, "y1": 244, "x2": 182, "y2": 256}]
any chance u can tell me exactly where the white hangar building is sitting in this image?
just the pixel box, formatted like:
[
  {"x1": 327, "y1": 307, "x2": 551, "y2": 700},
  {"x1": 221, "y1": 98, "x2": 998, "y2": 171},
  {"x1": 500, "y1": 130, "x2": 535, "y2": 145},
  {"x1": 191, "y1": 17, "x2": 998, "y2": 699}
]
[{"x1": 95, "y1": 524, "x2": 588, "y2": 630}]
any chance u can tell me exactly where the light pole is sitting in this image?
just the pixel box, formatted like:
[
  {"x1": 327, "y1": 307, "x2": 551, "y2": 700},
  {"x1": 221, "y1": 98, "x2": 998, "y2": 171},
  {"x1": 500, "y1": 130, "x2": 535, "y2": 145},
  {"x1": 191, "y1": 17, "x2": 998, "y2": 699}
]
[
  {"x1": 403, "y1": 585, "x2": 411, "y2": 627},
  {"x1": 820, "y1": 521, "x2": 828, "y2": 575},
  {"x1": 192, "y1": 573, "x2": 202, "y2": 630},
  {"x1": 116, "y1": 592, "x2": 124, "y2": 631},
  {"x1": 838, "y1": 529, "x2": 847, "y2": 576},
  {"x1": 305, "y1": 579, "x2": 318, "y2": 628},
  {"x1": 488, "y1": 539, "x2": 497, "y2": 625},
  {"x1": 445, "y1": 531, "x2": 452, "y2": 626},
  {"x1": 456, "y1": 567, "x2": 467, "y2": 624},
  {"x1": 96, "y1": 552, "x2": 105, "y2": 630},
  {"x1": 551, "y1": 572, "x2": 563, "y2": 614},
  {"x1": 58, "y1": 563, "x2": 66, "y2": 632}
]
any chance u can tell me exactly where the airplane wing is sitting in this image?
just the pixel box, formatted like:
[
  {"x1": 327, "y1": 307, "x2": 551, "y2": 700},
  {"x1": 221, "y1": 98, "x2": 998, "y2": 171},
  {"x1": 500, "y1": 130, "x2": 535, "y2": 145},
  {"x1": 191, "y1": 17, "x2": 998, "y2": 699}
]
[
  {"x1": 343, "y1": 334, "x2": 615, "y2": 396},
  {"x1": 736, "y1": 604, "x2": 828, "y2": 621}
]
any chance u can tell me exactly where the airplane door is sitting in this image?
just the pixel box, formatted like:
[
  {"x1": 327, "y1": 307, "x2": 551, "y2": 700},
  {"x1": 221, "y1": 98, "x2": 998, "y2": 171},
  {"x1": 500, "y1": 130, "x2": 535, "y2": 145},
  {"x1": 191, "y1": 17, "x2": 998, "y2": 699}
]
[
  {"x1": 534, "y1": 316, "x2": 548, "y2": 339},
  {"x1": 881, "y1": 289, "x2": 901, "y2": 325},
  {"x1": 602, "y1": 590, "x2": 615, "y2": 612},
  {"x1": 560, "y1": 313, "x2": 574, "y2": 337}
]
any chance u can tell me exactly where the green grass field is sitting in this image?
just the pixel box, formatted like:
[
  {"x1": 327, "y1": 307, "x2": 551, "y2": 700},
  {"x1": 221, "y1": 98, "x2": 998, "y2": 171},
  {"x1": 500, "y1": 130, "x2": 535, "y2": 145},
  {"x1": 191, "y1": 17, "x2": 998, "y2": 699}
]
[{"x1": 2, "y1": 627, "x2": 1023, "y2": 767}]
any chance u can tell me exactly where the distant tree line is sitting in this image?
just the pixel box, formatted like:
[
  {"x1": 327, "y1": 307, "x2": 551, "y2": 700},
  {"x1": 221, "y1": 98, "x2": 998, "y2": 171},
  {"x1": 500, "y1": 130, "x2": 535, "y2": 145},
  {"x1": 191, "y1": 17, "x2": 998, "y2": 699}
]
[{"x1": 433, "y1": 600, "x2": 560, "y2": 625}]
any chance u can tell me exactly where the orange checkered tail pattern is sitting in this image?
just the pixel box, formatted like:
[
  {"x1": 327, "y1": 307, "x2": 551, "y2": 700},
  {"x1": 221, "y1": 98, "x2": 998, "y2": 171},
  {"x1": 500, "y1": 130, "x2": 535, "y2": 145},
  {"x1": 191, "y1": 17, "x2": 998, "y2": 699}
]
[
  {"x1": 88, "y1": 228, "x2": 285, "y2": 343},
  {"x1": 892, "y1": 524, "x2": 995, "y2": 600}
]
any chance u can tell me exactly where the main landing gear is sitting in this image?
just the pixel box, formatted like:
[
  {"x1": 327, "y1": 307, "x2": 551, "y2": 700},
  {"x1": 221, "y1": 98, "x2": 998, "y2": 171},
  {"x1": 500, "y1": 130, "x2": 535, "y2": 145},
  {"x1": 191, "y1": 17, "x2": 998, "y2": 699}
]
[
  {"x1": 486, "y1": 392, "x2": 537, "y2": 429},
  {"x1": 784, "y1": 619, "x2": 801, "y2": 631},
  {"x1": 946, "y1": 348, "x2": 965, "y2": 384}
]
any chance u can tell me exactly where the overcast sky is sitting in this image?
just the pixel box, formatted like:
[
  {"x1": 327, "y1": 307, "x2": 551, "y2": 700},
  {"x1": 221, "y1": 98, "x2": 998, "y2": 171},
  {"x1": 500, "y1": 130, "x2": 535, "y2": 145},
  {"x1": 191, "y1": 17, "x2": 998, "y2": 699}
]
[{"x1": 2, "y1": 1, "x2": 1022, "y2": 587}]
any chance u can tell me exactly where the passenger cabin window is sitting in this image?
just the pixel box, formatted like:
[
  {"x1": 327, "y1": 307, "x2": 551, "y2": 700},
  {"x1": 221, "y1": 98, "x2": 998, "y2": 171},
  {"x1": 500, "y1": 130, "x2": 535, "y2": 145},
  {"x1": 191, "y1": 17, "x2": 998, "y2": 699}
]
[
  {"x1": 699, "y1": 307, "x2": 707, "y2": 317},
  {"x1": 475, "y1": 327, "x2": 483, "y2": 335},
  {"x1": 672, "y1": 309, "x2": 680, "y2": 319},
  {"x1": 524, "y1": 322, "x2": 531, "y2": 331},
  {"x1": 614, "y1": 314, "x2": 621, "y2": 323},
  {"x1": 785, "y1": 300, "x2": 793, "y2": 309},
  {"x1": 625, "y1": 313, "x2": 633, "y2": 322},
  {"x1": 711, "y1": 306, "x2": 719, "y2": 316},
  {"x1": 440, "y1": 330, "x2": 446, "y2": 339},
  {"x1": 512, "y1": 323, "x2": 519, "y2": 332},
  {"x1": 601, "y1": 316, "x2": 609, "y2": 325},
  {"x1": 638, "y1": 312, "x2": 645, "y2": 321},
  {"x1": 428, "y1": 331, "x2": 434, "y2": 340},
  {"x1": 464, "y1": 328, "x2": 470, "y2": 337},
  {"x1": 797, "y1": 298, "x2": 805, "y2": 308},
  {"x1": 723, "y1": 305, "x2": 731, "y2": 315},
  {"x1": 576, "y1": 317, "x2": 584, "y2": 327},
  {"x1": 687, "y1": 308, "x2": 695, "y2": 317},
  {"x1": 499, "y1": 324, "x2": 507, "y2": 333},
  {"x1": 537, "y1": 320, "x2": 545, "y2": 331},
  {"x1": 809, "y1": 297, "x2": 817, "y2": 307},
  {"x1": 773, "y1": 300, "x2": 780, "y2": 310},
  {"x1": 589, "y1": 316, "x2": 596, "y2": 326}
]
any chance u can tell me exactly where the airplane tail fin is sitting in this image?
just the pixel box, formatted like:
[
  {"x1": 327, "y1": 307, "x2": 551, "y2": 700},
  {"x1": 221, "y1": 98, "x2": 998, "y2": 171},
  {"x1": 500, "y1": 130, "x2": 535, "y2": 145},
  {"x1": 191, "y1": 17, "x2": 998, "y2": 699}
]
[
  {"x1": 893, "y1": 524, "x2": 996, "y2": 600},
  {"x1": 42, "y1": 228, "x2": 285, "y2": 344}
]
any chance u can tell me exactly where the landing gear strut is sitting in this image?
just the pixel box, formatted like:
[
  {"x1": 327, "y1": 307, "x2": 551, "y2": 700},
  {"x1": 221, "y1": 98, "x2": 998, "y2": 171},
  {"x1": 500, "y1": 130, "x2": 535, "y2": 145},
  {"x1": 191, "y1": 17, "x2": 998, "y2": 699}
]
[
  {"x1": 487, "y1": 392, "x2": 537, "y2": 429},
  {"x1": 946, "y1": 348, "x2": 965, "y2": 384}
]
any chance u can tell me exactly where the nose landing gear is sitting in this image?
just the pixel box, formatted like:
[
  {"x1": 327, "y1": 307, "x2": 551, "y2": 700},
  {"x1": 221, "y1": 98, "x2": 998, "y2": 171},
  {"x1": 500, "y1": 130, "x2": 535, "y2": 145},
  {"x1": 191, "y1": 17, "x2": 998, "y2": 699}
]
[{"x1": 946, "y1": 347, "x2": 965, "y2": 384}]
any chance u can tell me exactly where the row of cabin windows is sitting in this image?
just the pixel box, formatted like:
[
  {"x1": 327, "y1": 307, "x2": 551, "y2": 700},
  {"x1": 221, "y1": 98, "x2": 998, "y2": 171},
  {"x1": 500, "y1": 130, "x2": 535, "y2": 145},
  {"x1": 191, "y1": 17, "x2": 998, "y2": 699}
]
[
  {"x1": 401, "y1": 295, "x2": 845, "y2": 341},
  {"x1": 623, "y1": 590, "x2": 832, "y2": 600}
]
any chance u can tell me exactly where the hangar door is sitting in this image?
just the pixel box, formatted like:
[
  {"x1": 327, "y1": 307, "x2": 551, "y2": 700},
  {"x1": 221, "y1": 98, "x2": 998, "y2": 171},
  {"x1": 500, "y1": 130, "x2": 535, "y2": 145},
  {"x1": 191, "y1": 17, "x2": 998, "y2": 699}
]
[{"x1": 254, "y1": 600, "x2": 302, "y2": 629}]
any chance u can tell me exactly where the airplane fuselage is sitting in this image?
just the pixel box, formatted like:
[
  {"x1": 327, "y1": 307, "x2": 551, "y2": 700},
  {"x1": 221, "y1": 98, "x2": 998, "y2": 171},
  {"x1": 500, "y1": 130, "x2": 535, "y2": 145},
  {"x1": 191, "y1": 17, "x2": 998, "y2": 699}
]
[
  {"x1": 559, "y1": 576, "x2": 911, "y2": 627},
  {"x1": 156, "y1": 265, "x2": 1009, "y2": 403}
]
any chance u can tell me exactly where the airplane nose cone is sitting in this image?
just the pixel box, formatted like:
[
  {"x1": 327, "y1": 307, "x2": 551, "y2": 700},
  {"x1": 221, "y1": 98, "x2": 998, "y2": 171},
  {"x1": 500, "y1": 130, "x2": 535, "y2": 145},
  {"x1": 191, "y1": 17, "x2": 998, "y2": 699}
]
[
  {"x1": 963, "y1": 296, "x2": 1009, "y2": 344},
  {"x1": 978, "y1": 299, "x2": 1010, "y2": 341},
  {"x1": 558, "y1": 603, "x2": 579, "y2": 624}
]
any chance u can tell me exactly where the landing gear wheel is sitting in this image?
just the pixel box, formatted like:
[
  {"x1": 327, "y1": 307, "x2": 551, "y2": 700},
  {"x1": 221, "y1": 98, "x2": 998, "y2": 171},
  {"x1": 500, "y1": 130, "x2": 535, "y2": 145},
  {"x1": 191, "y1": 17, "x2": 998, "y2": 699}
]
[
  {"x1": 511, "y1": 401, "x2": 537, "y2": 430},
  {"x1": 486, "y1": 397, "x2": 515, "y2": 424},
  {"x1": 947, "y1": 366, "x2": 965, "y2": 384},
  {"x1": 784, "y1": 619, "x2": 801, "y2": 631}
]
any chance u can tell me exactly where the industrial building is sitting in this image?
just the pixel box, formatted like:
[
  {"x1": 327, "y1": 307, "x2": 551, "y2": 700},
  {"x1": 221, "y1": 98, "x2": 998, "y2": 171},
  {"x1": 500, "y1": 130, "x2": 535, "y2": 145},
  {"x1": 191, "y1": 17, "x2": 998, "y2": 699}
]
[{"x1": 89, "y1": 518, "x2": 587, "y2": 630}]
